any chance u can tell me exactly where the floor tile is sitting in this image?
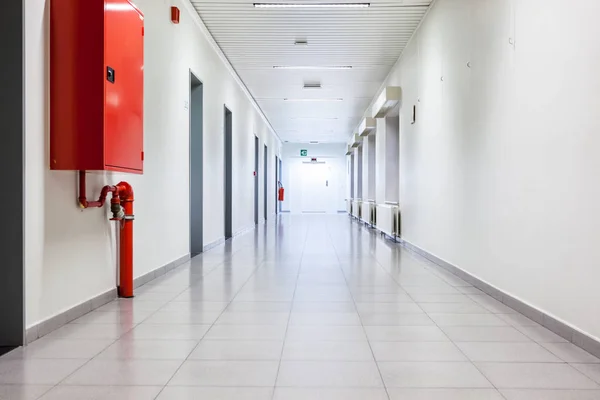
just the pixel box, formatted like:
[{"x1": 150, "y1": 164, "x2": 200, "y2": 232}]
[
  {"x1": 379, "y1": 361, "x2": 492, "y2": 388},
  {"x1": 70, "y1": 310, "x2": 152, "y2": 325},
  {"x1": 442, "y1": 326, "x2": 531, "y2": 342},
  {"x1": 500, "y1": 389, "x2": 600, "y2": 399},
  {"x1": 276, "y1": 361, "x2": 383, "y2": 387},
  {"x1": 205, "y1": 324, "x2": 287, "y2": 340},
  {"x1": 364, "y1": 326, "x2": 448, "y2": 342},
  {"x1": 360, "y1": 313, "x2": 434, "y2": 326},
  {"x1": 157, "y1": 387, "x2": 273, "y2": 400},
  {"x1": 388, "y1": 388, "x2": 505, "y2": 400},
  {"x1": 402, "y1": 285, "x2": 461, "y2": 295},
  {"x1": 476, "y1": 362, "x2": 599, "y2": 389},
  {"x1": 468, "y1": 295, "x2": 517, "y2": 314},
  {"x1": 289, "y1": 312, "x2": 361, "y2": 326},
  {"x1": 0, "y1": 359, "x2": 87, "y2": 385},
  {"x1": 419, "y1": 302, "x2": 489, "y2": 314},
  {"x1": 412, "y1": 294, "x2": 475, "y2": 303},
  {"x1": 161, "y1": 301, "x2": 229, "y2": 312},
  {"x1": 190, "y1": 340, "x2": 284, "y2": 360},
  {"x1": 285, "y1": 325, "x2": 367, "y2": 341},
  {"x1": 515, "y1": 325, "x2": 569, "y2": 343},
  {"x1": 5, "y1": 338, "x2": 113, "y2": 359},
  {"x1": 356, "y1": 302, "x2": 423, "y2": 314},
  {"x1": 498, "y1": 313, "x2": 540, "y2": 327},
  {"x1": 169, "y1": 360, "x2": 279, "y2": 386},
  {"x1": 371, "y1": 341, "x2": 467, "y2": 361},
  {"x1": 144, "y1": 310, "x2": 222, "y2": 325},
  {"x1": 273, "y1": 388, "x2": 389, "y2": 400},
  {"x1": 541, "y1": 343, "x2": 600, "y2": 363},
  {"x1": 282, "y1": 341, "x2": 374, "y2": 361},
  {"x1": 39, "y1": 386, "x2": 161, "y2": 400},
  {"x1": 227, "y1": 302, "x2": 292, "y2": 312},
  {"x1": 292, "y1": 302, "x2": 356, "y2": 313},
  {"x1": 0, "y1": 385, "x2": 52, "y2": 400},
  {"x1": 97, "y1": 339, "x2": 198, "y2": 360},
  {"x1": 63, "y1": 359, "x2": 182, "y2": 386},
  {"x1": 44, "y1": 324, "x2": 130, "y2": 340},
  {"x1": 457, "y1": 342, "x2": 562, "y2": 362},
  {"x1": 352, "y1": 293, "x2": 414, "y2": 303},
  {"x1": 125, "y1": 323, "x2": 210, "y2": 340},
  {"x1": 573, "y1": 364, "x2": 600, "y2": 384},
  {"x1": 216, "y1": 312, "x2": 289, "y2": 325},
  {"x1": 428, "y1": 313, "x2": 507, "y2": 327}
]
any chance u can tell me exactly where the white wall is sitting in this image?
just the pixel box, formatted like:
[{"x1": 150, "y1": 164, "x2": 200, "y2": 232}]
[
  {"x1": 24, "y1": 0, "x2": 280, "y2": 327},
  {"x1": 281, "y1": 143, "x2": 346, "y2": 214},
  {"x1": 366, "y1": 0, "x2": 600, "y2": 339}
]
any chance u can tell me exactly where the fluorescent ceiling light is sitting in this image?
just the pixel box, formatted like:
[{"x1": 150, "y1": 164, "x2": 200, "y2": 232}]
[
  {"x1": 255, "y1": 3, "x2": 370, "y2": 8},
  {"x1": 284, "y1": 98, "x2": 343, "y2": 102},
  {"x1": 291, "y1": 117, "x2": 339, "y2": 120},
  {"x1": 273, "y1": 65, "x2": 352, "y2": 70}
]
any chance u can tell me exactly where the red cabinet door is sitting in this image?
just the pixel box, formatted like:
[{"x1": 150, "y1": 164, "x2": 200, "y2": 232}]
[{"x1": 104, "y1": 0, "x2": 144, "y2": 172}]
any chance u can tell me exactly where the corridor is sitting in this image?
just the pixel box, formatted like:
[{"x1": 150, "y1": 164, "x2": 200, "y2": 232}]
[{"x1": 1, "y1": 215, "x2": 599, "y2": 399}]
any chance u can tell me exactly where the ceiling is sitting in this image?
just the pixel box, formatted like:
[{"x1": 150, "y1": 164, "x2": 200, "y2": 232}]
[{"x1": 190, "y1": 0, "x2": 432, "y2": 143}]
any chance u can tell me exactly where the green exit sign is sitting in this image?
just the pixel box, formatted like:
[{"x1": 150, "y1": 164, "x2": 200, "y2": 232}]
[{"x1": 300, "y1": 149, "x2": 308, "y2": 157}]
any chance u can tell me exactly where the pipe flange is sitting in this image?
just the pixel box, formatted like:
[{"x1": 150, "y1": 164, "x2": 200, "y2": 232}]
[{"x1": 123, "y1": 215, "x2": 135, "y2": 221}]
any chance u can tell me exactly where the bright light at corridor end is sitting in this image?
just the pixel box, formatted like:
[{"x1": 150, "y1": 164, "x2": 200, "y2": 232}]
[{"x1": 254, "y1": 3, "x2": 370, "y2": 8}]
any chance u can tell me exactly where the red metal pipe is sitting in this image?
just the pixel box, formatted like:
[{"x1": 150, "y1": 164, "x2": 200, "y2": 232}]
[
  {"x1": 78, "y1": 170, "x2": 117, "y2": 208},
  {"x1": 78, "y1": 171, "x2": 135, "y2": 298},
  {"x1": 116, "y1": 182, "x2": 134, "y2": 298}
]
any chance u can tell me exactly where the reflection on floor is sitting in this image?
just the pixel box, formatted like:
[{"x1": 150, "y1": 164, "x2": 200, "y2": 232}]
[
  {"x1": 0, "y1": 348, "x2": 15, "y2": 358},
  {"x1": 1, "y1": 215, "x2": 599, "y2": 399}
]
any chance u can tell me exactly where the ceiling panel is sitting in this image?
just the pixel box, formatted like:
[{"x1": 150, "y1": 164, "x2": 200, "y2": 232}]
[{"x1": 191, "y1": 0, "x2": 432, "y2": 142}]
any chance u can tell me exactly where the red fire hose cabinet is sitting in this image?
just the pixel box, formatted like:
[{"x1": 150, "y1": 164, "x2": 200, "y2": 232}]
[{"x1": 50, "y1": 0, "x2": 144, "y2": 173}]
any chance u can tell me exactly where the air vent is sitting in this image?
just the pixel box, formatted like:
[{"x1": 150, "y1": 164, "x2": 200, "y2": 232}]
[
  {"x1": 303, "y1": 82, "x2": 322, "y2": 89},
  {"x1": 294, "y1": 39, "x2": 308, "y2": 46},
  {"x1": 309, "y1": 141, "x2": 319, "y2": 144}
]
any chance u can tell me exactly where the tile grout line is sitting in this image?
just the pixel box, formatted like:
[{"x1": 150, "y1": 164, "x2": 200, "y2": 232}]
[
  {"x1": 270, "y1": 218, "x2": 310, "y2": 400},
  {"x1": 328, "y1": 218, "x2": 392, "y2": 400},
  {"x1": 355, "y1": 219, "x2": 510, "y2": 399},
  {"x1": 152, "y1": 232, "x2": 273, "y2": 399}
]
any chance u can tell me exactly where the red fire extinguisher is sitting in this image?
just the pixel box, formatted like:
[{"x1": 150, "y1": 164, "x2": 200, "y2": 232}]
[{"x1": 278, "y1": 181, "x2": 284, "y2": 201}]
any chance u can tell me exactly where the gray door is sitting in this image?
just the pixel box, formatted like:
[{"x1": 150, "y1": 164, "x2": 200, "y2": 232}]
[
  {"x1": 190, "y1": 73, "x2": 203, "y2": 256},
  {"x1": 264, "y1": 145, "x2": 268, "y2": 221},
  {"x1": 254, "y1": 136, "x2": 259, "y2": 224},
  {"x1": 224, "y1": 107, "x2": 233, "y2": 239}
]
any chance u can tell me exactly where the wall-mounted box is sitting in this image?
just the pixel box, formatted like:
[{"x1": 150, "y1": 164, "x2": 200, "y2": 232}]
[
  {"x1": 358, "y1": 117, "x2": 376, "y2": 137},
  {"x1": 351, "y1": 134, "x2": 362, "y2": 148},
  {"x1": 50, "y1": 0, "x2": 145, "y2": 173},
  {"x1": 372, "y1": 87, "x2": 402, "y2": 119}
]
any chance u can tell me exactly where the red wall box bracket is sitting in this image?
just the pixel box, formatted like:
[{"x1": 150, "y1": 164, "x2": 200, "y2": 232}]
[
  {"x1": 171, "y1": 6, "x2": 180, "y2": 24},
  {"x1": 50, "y1": 0, "x2": 145, "y2": 174}
]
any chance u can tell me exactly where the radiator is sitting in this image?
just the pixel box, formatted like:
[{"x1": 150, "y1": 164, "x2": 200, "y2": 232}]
[
  {"x1": 376, "y1": 204, "x2": 399, "y2": 238},
  {"x1": 361, "y1": 201, "x2": 375, "y2": 225},
  {"x1": 352, "y1": 200, "x2": 362, "y2": 219}
]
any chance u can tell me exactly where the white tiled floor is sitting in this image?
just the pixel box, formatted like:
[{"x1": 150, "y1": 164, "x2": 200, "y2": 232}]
[{"x1": 2, "y1": 215, "x2": 600, "y2": 399}]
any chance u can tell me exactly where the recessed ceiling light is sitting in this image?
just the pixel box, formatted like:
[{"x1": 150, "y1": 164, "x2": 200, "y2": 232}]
[
  {"x1": 273, "y1": 65, "x2": 352, "y2": 70},
  {"x1": 255, "y1": 3, "x2": 370, "y2": 8},
  {"x1": 284, "y1": 98, "x2": 343, "y2": 102}
]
